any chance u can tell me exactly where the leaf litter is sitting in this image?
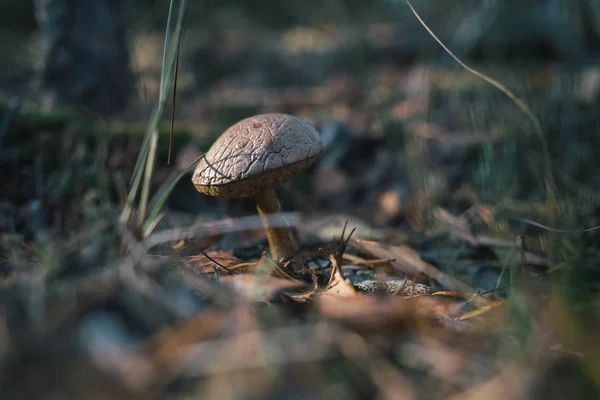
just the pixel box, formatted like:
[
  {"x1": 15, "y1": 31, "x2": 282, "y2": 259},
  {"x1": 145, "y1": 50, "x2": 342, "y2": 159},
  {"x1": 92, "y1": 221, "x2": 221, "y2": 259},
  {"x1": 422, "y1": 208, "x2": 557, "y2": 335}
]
[
  {"x1": 3, "y1": 197, "x2": 590, "y2": 399},
  {"x1": 4, "y1": 13, "x2": 600, "y2": 397}
]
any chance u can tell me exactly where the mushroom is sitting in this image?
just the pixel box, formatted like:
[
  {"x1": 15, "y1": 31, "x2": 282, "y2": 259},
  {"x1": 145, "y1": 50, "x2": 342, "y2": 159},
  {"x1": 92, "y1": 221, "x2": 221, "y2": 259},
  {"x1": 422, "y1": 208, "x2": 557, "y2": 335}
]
[{"x1": 192, "y1": 113, "x2": 323, "y2": 264}]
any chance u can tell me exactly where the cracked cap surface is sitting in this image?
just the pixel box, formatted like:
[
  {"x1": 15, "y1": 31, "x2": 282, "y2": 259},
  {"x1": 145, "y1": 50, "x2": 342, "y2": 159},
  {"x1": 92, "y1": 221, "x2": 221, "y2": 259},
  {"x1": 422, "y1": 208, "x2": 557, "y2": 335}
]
[{"x1": 192, "y1": 113, "x2": 323, "y2": 198}]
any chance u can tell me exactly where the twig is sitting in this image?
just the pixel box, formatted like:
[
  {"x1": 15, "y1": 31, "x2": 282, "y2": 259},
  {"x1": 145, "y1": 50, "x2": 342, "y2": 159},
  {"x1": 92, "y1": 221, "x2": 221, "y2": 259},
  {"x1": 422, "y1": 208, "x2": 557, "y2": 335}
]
[{"x1": 200, "y1": 250, "x2": 236, "y2": 275}]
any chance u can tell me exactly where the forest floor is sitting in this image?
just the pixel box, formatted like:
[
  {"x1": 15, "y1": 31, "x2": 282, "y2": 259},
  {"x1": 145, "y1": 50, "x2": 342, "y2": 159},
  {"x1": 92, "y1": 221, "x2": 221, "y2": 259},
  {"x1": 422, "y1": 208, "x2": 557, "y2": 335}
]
[{"x1": 1, "y1": 20, "x2": 600, "y2": 399}]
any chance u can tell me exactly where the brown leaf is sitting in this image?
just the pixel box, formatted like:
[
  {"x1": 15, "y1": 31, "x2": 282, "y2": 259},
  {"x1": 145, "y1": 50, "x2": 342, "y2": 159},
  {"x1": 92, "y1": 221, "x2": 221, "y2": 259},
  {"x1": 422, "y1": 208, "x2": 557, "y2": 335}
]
[
  {"x1": 181, "y1": 251, "x2": 253, "y2": 275},
  {"x1": 455, "y1": 299, "x2": 506, "y2": 321},
  {"x1": 337, "y1": 330, "x2": 418, "y2": 400},
  {"x1": 351, "y1": 239, "x2": 488, "y2": 306},
  {"x1": 219, "y1": 274, "x2": 308, "y2": 303},
  {"x1": 323, "y1": 249, "x2": 357, "y2": 298},
  {"x1": 315, "y1": 294, "x2": 460, "y2": 336},
  {"x1": 289, "y1": 268, "x2": 319, "y2": 302},
  {"x1": 214, "y1": 252, "x2": 310, "y2": 302},
  {"x1": 446, "y1": 364, "x2": 533, "y2": 400},
  {"x1": 253, "y1": 251, "x2": 299, "y2": 281},
  {"x1": 145, "y1": 309, "x2": 230, "y2": 367},
  {"x1": 351, "y1": 239, "x2": 429, "y2": 277}
]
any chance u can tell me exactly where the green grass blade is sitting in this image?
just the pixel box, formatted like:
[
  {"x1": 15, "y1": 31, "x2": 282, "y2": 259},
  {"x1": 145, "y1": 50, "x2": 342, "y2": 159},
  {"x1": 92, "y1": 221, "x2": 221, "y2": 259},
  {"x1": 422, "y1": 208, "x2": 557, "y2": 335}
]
[
  {"x1": 142, "y1": 154, "x2": 205, "y2": 238},
  {"x1": 131, "y1": 0, "x2": 176, "y2": 188},
  {"x1": 136, "y1": 128, "x2": 159, "y2": 228},
  {"x1": 119, "y1": 0, "x2": 189, "y2": 227}
]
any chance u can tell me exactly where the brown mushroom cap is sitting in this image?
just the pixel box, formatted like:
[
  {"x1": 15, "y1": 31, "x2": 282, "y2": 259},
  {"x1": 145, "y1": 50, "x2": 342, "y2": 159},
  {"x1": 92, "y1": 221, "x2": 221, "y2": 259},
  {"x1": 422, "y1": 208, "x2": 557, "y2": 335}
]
[{"x1": 192, "y1": 113, "x2": 323, "y2": 198}]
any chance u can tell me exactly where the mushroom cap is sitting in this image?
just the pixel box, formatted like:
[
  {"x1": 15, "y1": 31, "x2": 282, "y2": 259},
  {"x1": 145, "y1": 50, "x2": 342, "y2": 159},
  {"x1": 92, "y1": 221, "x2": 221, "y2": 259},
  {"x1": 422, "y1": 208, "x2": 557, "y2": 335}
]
[{"x1": 192, "y1": 113, "x2": 323, "y2": 198}]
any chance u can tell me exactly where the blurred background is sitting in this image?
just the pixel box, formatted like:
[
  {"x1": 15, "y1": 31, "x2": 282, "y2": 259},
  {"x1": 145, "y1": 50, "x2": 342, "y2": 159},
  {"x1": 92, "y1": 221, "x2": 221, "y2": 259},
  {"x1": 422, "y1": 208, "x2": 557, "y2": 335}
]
[
  {"x1": 2, "y1": 0, "x2": 599, "y2": 224},
  {"x1": 1, "y1": 0, "x2": 600, "y2": 399}
]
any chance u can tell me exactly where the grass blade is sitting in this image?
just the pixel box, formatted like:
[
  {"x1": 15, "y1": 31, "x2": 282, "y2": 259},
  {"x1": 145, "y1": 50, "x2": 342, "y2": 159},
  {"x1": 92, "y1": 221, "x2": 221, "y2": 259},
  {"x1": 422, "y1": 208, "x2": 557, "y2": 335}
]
[
  {"x1": 119, "y1": 0, "x2": 189, "y2": 227},
  {"x1": 142, "y1": 154, "x2": 205, "y2": 238}
]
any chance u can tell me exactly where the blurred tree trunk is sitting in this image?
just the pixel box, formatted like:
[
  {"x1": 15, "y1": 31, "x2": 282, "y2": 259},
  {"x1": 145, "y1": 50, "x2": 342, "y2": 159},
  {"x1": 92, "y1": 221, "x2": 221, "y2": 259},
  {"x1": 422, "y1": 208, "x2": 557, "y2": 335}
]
[{"x1": 33, "y1": 0, "x2": 133, "y2": 115}]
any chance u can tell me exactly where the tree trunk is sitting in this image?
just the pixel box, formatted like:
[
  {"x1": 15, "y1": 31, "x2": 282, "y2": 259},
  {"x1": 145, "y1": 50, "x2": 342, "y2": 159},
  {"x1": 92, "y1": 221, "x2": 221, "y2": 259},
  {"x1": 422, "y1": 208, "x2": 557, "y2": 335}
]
[{"x1": 33, "y1": 0, "x2": 133, "y2": 115}]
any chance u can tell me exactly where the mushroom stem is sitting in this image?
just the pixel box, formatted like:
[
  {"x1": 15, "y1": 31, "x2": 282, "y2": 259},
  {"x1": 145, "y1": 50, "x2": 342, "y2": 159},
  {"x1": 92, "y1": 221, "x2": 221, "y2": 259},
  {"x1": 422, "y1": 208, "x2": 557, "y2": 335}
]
[{"x1": 255, "y1": 186, "x2": 299, "y2": 264}]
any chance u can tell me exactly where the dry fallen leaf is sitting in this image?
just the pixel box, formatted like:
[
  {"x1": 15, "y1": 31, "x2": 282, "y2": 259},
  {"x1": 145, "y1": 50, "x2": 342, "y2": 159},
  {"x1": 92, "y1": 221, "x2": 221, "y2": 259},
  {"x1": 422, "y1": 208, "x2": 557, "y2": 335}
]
[
  {"x1": 219, "y1": 274, "x2": 308, "y2": 303},
  {"x1": 446, "y1": 364, "x2": 534, "y2": 400},
  {"x1": 181, "y1": 251, "x2": 254, "y2": 275},
  {"x1": 351, "y1": 239, "x2": 488, "y2": 306},
  {"x1": 289, "y1": 268, "x2": 319, "y2": 302},
  {"x1": 322, "y1": 249, "x2": 358, "y2": 298},
  {"x1": 144, "y1": 309, "x2": 230, "y2": 368},
  {"x1": 337, "y1": 329, "x2": 418, "y2": 400},
  {"x1": 351, "y1": 239, "x2": 432, "y2": 277},
  {"x1": 456, "y1": 299, "x2": 506, "y2": 321},
  {"x1": 212, "y1": 252, "x2": 310, "y2": 302},
  {"x1": 400, "y1": 339, "x2": 466, "y2": 380},
  {"x1": 252, "y1": 251, "x2": 301, "y2": 281},
  {"x1": 315, "y1": 294, "x2": 460, "y2": 336}
]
